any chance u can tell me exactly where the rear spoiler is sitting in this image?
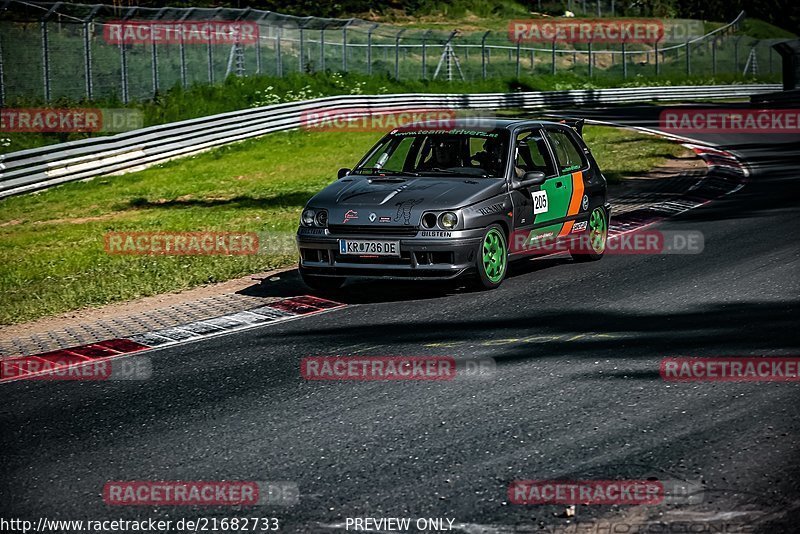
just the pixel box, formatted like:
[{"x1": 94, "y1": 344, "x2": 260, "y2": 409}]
[{"x1": 558, "y1": 117, "x2": 585, "y2": 137}]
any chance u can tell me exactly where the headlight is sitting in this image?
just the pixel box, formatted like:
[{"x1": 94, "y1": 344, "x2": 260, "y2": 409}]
[
  {"x1": 422, "y1": 213, "x2": 437, "y2": 229},
  {"x1": 301, "y1": 209, "x2": 316, "y2": 227},
  {"x1": 315, "y1": 210, "x2": 328, "y2": 227},
  {"x1": 439, "y1": 212, "x2": 458, "y2": 230}
]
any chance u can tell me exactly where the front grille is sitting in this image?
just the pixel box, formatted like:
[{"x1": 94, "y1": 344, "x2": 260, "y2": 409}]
[{"x1": 328, "y1": 225, "x2": 418, "y2": 237}]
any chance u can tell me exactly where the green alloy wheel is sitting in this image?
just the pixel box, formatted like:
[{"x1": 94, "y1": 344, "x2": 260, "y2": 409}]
[
  {"x1": 476, "y1": 225, "x2": 508, "y2": 289},
  {"x1": 572, "y1": 205, "x2": 608, "y2": 262}
]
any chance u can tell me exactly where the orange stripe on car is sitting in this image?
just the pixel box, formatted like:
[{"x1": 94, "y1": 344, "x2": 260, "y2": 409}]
[
  {"x1": 559, "y1": 171, "x2": 585, "y2": 236},
  {"x1": 568, "y1": 171, "x2": 584, "y2": 215}
]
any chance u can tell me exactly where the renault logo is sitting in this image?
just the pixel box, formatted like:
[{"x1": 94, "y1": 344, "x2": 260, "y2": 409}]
[{"x1": 369, "y1": 213, "x2": 377, "y2": 222}]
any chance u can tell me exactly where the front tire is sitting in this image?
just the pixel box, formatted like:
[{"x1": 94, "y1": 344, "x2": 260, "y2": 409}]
[
  {"x1": 475, "y1": 224, "x2": 508, "y2": 290},
  {"x1": 571, "y1": 205, "x2": 608, "y2": 262},
  {"x1": 298, "y1": 265, "x2": 346, "y2": 291}
]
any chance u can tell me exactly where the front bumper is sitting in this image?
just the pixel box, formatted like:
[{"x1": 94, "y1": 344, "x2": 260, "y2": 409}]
[{"x1": 296, "y1": 227, "x2": 483, "y2": 280}]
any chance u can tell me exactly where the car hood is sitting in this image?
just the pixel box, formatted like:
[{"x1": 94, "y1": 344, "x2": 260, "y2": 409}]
[{"x1": 308, "y1": 176, "x2": 506, "y2": 226}]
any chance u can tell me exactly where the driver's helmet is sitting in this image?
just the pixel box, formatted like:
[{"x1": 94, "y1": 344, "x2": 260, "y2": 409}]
[
  {"x1": 479, "y1": 137, "x2": 505, "y2": 172},
  {"x1": 483, "y1": 137, "x2": 503, "y2": 159},
  {"x1": 432, "y1": 139, "x2": 461, "y2": 166}
]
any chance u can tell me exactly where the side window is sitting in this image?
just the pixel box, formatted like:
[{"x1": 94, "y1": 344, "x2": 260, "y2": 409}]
[
  {"x1": 545, "y1": 129, "x2": 586, "y2": 174},
  {"x1": 515, "y1": 130, "x2": 556, "y2": 177}
]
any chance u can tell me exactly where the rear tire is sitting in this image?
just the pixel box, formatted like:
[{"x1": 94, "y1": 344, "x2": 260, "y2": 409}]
[
  {"x1": 474, "y1": 224, "x2": 508, "y2": 290},
  {"x1": 298, "y1": 266, "x2": 346, "y2": 291},
  {"x1": 571, "y1": 205, "x2": 608, "y2": 262}
]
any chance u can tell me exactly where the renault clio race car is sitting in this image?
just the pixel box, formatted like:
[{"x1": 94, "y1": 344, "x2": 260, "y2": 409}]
[{"x1": 296, "y1": 118, "x2": 610, "y2": 290}]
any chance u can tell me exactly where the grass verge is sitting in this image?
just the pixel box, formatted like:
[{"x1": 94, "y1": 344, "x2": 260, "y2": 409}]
[
  {"x1": 1, "y1": 70, "x2": 777, "y2": 155},
  {"x1": 0, "y1": 124, "x2": 689, "y2": 326}
]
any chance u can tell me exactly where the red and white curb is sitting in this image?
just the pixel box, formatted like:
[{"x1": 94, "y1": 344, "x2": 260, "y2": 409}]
[{"x1": 0, "y1": 295, "x2": 345, "y2": 384}]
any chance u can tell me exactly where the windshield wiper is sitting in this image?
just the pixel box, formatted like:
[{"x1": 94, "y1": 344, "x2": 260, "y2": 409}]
[{"x1": 354, "y1": 167, "x2": 418, "y2": 177}]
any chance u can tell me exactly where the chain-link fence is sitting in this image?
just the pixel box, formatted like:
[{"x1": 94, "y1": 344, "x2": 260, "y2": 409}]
[{"x1": 0, "y1": 2, "x2": 788, "y2": 106}]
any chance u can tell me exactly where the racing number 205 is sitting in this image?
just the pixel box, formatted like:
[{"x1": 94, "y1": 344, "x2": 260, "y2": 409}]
[{"x1": 532, "y1": 190, "x2": 548, "y2": 215}]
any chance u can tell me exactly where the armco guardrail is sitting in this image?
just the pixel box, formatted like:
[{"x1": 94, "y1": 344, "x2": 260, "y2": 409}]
[{"x1": 0, "y1": 84, "x2": 781, "y2": 199}]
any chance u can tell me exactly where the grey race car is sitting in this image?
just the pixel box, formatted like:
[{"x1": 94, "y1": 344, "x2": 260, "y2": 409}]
[{"x1": 296, "y1": 118, "x2": 610, "y2": 290}]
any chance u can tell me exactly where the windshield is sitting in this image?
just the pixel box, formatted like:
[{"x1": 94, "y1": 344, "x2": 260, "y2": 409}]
[{"x1": 353, "y1": 129, "x2": 510, "y2": 178}]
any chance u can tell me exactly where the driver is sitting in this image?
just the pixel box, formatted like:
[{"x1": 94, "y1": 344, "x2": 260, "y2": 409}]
[
  {"x1": 472, "y1": 137, "x2": 513, "y2": 177},
  {"x1": 422, "y1": 139, "x2": 461, "y2": 169}
]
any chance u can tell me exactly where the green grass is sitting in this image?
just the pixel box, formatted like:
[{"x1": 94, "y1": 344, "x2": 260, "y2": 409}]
[
  {"x1": 0, "y1": 123, "x2": 688, "y2": 325},
  {"x1": 1, "y1": 68, "x2": 777, "y2": 155},
  {"x1": 583, "y1": 126, "x2": 688, "y2": 183}
]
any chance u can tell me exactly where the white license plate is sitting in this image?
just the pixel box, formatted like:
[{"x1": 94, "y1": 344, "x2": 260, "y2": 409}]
[{"x1": 339, "y1": 239, "x2": 400, "y2": 256}]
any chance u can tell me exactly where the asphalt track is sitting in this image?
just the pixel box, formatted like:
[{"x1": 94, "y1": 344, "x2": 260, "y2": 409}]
[{"x1": 2, "y1": 104, "x2": 799, "y2": 533}]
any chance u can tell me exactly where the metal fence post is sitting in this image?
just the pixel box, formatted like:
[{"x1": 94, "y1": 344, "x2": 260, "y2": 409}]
[
  {"x1": 178, "y1": 9, "x2": 192, "y2": 88},
  {"x1": 120, "y1": 41, "x2": 129, "y2": 103},
  {"x1": 254, "y1": 30, "x2": 262, "y2": 75},
  {"x1": 551, "y1": 39, "x2": 557, "y2": 75},
  {"x1": 654, "y1": 40, "x2": 659, "y2": 76},
  {"x1": 0, "y1": 36, "x2": 5, "y2": 107},
  {"x1": 597, "y1": 0, "x2": 601, "y2": 17},
  {"x1": 254, "y1": 12, "x2": 269, "y2": 76},
  {"x1": 421, "y1": 30, "x2": 431, "y2": 80},
  {"x1": 685, "y1": 39, "x2": 691, "y2": 76},
  {"x1": 207, "y1": 40, "x2": 214, "y2": 83},
  {"x1": 367, "y1": 24, "x2": 377, "y2": 76},
  {"x1": 621, "y1": 40, "x2": 626, "y2": 79},
  {"x1": 394, "y1": 29, "x2": 406, "y2": 79},
  {"x1": 712, "y1": 38, "x2": 716, "y2": 76},
  {"x1": 151, "y1": 38, "x2": 159, "y2": 96},
  {"x1": 342, "y1": 19, "x2": 353, "y2": 72},
  {"x1": 481, "y1": 31, "x2": 490, "y2": 80},
  {"x1": 207, "y1": 8, "x2": 221, "y2": 84},
  {"x1": 276, "y1": 25, "x2": 283, "y2": 77},
  {"x1": 319, "y1": 25, "x2": 325, "y2": 72},
  {"x1": 611, "y1": 0, "x2": 615, "y2": 17},
  {"x1": 515, "y1": 38, "x2": 521, "y2": 78},
  {"x1": 588, "y1": 41, "x2": 593, "y2": 77},
  {"x1": 82, "y1": 22, "x2": 92, "y2": 99},
  {"x1": 299, "y1": 18, "x2": 310, "y2": 73},
  {"x1": 40, "y1": 19, "x2": 50, "y2": 102},
  {"x1": 39, "y1": 2, "x2": 63, "y2": 102},
  {"x1": 151, "y1": 8, "x2": 167, "y2": 97}
]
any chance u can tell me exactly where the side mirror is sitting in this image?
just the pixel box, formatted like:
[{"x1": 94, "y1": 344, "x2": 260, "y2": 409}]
[
  {"x1": 513, "y1": 171, "x2": 546, "y2": 189},
  {"x1": 337, "y1": 168, "x2": 351, "y2": 179}
]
